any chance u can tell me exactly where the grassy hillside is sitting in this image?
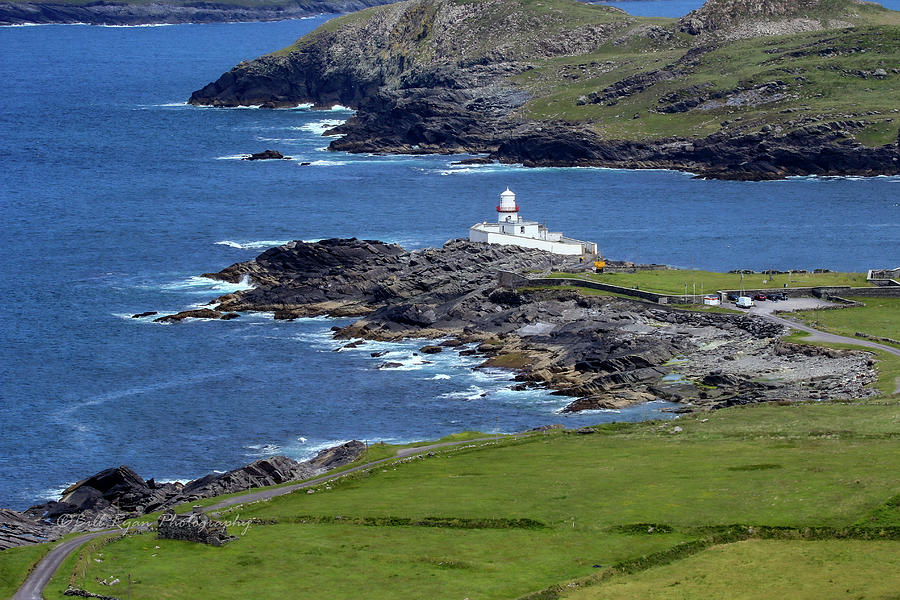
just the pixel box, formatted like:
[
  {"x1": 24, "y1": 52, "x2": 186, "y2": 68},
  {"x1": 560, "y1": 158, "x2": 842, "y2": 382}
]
[
  {"x1": 517, "y1": 21, "x2": 900, "y2": 143},
  {"x1": 37, "y1": 400, "x2": 900, "y2": 600}
]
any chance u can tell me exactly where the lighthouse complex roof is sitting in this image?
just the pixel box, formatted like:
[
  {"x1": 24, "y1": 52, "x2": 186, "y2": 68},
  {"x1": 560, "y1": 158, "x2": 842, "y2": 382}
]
[{"x1": 500, "y1": 187, "x2": 515, "y2": 197}]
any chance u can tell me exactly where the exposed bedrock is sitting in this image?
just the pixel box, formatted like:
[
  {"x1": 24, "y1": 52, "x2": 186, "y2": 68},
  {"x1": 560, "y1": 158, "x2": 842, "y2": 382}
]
[
  {"x1": 201, "y1": 238, "x2": 877, "y2": 414},
  {"x1": 2, "y1": 441, "x2": 365, "y2": 550}
]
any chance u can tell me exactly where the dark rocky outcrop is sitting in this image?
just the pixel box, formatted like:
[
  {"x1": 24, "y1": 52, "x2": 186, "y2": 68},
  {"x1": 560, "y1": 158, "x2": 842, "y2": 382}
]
[
  {"x1": 307, "y1": 439, "x2": 366, "y2": 470},
  {"x1": 154, "y1": 308, "x2": 226, "y2": 323},
  {"x1": 131, "y1": 311, "x2": 157, "y2": 319},
  {"x1": 678, "y1": 0, "x2": 862, "y2": 38},
  {"x1": 177, "y1": 456, "x2": 318, "y2": 502},
  {"x1": 197, "y1": 237, "x2": 876, "y2": 411},
  {"x1": 0, "y1": 0, "x2": 402, "y2": 26},
  {"x1": 243, "y1": 149, "x2": 290, "y2": 160},
  {"x1": 0, "y1": 508, "x2": 57, "y2": 550},
  {"x1": 4, "y1": 440, "x2": 365, "y2": 550},
  {"x1": 204, "y1": 237, "x2": 576, "y2": 317}
]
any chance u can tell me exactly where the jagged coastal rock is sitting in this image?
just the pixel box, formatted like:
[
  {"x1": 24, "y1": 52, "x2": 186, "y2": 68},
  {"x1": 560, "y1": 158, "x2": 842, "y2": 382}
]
[
  {"x1": 1, "y1": 441, "x2": 364, "y2": 550},
  {"x1": 203, "y1": 238, "x2": 876, "y2": 410},
  {"x1": 189, "y1": 0, "x2": 900, "y2": 180},
  {"x1": 243, "y1": 149, "x2": 291, "y2": 161},
  {"x1": 0, "y1": 0, "x2": 400, "y2": 26}
]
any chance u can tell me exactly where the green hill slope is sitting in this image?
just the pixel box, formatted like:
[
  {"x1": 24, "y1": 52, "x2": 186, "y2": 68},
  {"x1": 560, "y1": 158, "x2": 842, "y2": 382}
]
[
  {"x1": 190, "y1": 0, "x2": 900, "y2": 179},
  {"x1": 32, "y1": 401, "x2": 900, "y2": 599}
]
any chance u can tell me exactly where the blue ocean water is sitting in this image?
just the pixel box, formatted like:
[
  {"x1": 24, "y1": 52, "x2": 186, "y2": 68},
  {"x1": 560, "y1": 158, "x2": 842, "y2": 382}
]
[{"x1": 1, "y1": 14, "x2": 898, "y2": 510}]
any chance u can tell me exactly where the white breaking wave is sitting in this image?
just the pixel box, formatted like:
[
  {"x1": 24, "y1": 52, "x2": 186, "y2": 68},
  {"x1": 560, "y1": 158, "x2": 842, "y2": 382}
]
[
  {"x1": 161, "y1": 275, "x2": 254, "y2": 294},
  {"x1": 215, "y1": 240, "x2": 290, "y2": 250},
  {"x1": 328, "y1": 105, "x2": 354, "y2": 112},
  {"x1": 439, "y1": 385, "x2": 488, "y2": 401},
  {"x1": 37, "y1": 483, "x2": 76, "y2": 501},
  {"x1": 100, "y1": 23, "x2": 174, "y2": 27},
  {"x1": 245, "y1": 443, "x2": 282, "y2": 456},
  {"x1": 195, "y1": 104, "x2": 263, "y2": 110},
  {"x1": 428, "y1": 374, "x2": 451, "y2": 380},
  {"x1": 215, "y1": 154, "x2": 248, "y2": 160},
  {"x1": 297, "y1": 119, "x2": 347, "y2": 136},
  {"x1": 308, "y1": 159, "x2": 348, "y2": 166}
]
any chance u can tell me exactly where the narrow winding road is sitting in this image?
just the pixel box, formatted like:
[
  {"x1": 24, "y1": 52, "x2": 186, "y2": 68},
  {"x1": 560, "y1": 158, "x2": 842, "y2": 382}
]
[
  {"x1": 12, "y1": 531, "x2": 113, "y2": 600},
  {"x1": 12, "y1": 436, "x2": 509, "y2": 600}
]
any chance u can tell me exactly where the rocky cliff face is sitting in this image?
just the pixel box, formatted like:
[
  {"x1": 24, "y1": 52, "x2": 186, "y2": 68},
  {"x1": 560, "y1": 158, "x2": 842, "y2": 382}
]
[
  {"x1": 679, "y1": 0, "x2": 859, "y2": 38},
  {"x1": 189, "y1": 0, "x2": 900, "y2": 179},
  {"x1": 0, "y1": 0, "x2": 400, "y2": 26}
]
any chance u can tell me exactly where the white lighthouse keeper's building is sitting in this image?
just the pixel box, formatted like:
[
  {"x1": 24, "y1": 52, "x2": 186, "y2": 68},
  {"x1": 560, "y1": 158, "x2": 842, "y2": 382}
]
[{"x1": 469, "y1": 188, "x2": 597, "y2": 256}]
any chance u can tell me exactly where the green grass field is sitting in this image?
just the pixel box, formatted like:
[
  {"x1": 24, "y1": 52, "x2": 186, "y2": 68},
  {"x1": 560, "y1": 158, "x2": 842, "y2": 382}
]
[
  {"x1": 549, "y1": 270, "x2": 870, "y2": 295},
  {"x1": 559, "y1": 539, "x2": 900, "y2": 600},
  {"x1": 791, "y1": 296, "x2": 900, "y2": 345},
  {"x1": 0, "y1": 541, "x2": 56, "y2": 599},
  {"x1": 33, "y1": 400, "x2": 900, "y2": 600}
]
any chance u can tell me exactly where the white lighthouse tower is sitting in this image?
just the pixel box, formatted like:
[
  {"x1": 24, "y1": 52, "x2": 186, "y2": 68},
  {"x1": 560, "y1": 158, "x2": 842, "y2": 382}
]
[
  {"x1": 469, "y1": 187, "x2": 597, "y2": 256},
  {"x1": 497, "y1": 188, "x2": 519, "y2": 224}
]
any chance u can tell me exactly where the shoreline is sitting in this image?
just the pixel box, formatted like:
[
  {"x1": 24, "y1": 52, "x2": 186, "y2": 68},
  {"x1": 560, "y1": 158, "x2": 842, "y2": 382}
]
[{"x1": 0, "y1": 0, "x2": 398, "y2": 27}]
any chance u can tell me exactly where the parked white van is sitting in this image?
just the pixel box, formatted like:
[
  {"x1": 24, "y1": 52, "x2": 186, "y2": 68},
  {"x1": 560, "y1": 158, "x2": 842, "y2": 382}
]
[{"x1": 736, "y1": 296, "x2": 754, "y2": 308}]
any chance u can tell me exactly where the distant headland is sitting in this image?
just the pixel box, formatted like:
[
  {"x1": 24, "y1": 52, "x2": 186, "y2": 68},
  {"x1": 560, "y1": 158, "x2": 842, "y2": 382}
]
[
  {"x1": 0, "y1": 0, "x2": 399, "y2": 26},
  {"x1": 189, "y1": 0, "x2": 900, "y2": 180}
]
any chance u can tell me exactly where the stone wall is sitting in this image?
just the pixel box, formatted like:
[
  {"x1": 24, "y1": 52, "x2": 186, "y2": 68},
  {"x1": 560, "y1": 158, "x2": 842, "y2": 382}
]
[
  {"x1": 528, "y1": 277, "x2": 687, "y2": 304},
  {"x1": 716, "y1": 286, "x2": 900, "y2": 300},
  {"x1": 157, "y1": 508, "x2": 235, "y2": 546},
  {"x1": 527, "y1": 279, "x2": 900, "y2": 305},
  {"x1": 834, "y1": 286, "x2": 900, "y2": 298}
]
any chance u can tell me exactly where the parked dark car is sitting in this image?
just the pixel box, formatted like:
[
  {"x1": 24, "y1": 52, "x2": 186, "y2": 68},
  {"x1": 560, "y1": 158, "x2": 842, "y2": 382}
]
[
  {"x1": 727, "y1": 293, "x2": 739, "y2": 302},
  {"x1": 753, "y1": 293, "x2": 768, "y2": 301}
]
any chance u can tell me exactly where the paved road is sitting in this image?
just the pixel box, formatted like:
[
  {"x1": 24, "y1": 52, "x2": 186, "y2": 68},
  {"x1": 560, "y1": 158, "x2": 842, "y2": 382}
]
[
  {"x1": 12, "y1": 436, "x2": 510, "y2": 599},
  {"x1": 12, "y1": 530, "x2": 113, "y2": 600}
]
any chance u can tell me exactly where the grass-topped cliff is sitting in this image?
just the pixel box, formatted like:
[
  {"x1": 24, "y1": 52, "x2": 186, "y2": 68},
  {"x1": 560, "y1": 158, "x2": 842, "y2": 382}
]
[{"x1": 190, "y1": 0, "x2": 900, "y2": 179}]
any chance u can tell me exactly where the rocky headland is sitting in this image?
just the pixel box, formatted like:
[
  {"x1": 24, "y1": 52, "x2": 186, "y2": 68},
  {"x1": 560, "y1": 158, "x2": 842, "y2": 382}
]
[
  {"x1": 0, "y1": 0, "x2": 399, "y2": 26},
  {"x1": 0, "y1": 441, "x2": 364, "y2": 550},
  {"x1": 204, "y1": 238, "x2": 876, "y2": 411},
  {"x1": 189, "y1": 0, "x2": 900, "y2": 180}
]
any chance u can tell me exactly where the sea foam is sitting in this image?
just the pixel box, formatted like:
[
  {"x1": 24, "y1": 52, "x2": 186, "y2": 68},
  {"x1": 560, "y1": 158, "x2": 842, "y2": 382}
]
[
  {"x1": 297, "y1": 119, "x2": 347, "y2": 136},
  {"x1": 215, "y1": 240, "x2": 290, "y2": 250},
  {"x1": 161, "y1": 275, "x2": 254, "y2": 294}
]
